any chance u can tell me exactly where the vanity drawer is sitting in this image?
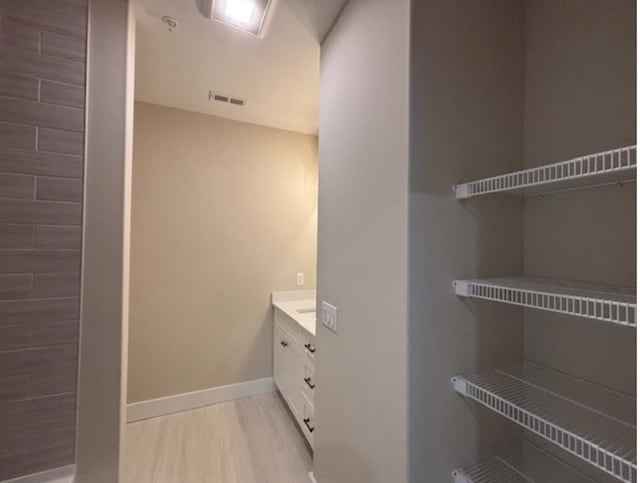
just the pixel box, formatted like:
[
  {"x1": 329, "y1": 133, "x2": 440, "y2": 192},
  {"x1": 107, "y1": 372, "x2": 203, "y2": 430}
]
[
  {"x1": 302, "y1": 333, "x2": 316, "y2": 360},
  {"x1": 301, "y1": 397, "x2": 315, "y2": 446},
  {"x1": 302, "y1": 361, "x2": 315, "y2": 401},
  {"x1": 274, "y1": 308, "x2": 302, "y2": 343}
]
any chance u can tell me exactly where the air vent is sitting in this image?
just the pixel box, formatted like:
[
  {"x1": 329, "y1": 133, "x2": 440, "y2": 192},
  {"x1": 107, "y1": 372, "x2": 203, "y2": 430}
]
[{"x1": 208, "y1": 91, "x2": 246, "y2": 107}]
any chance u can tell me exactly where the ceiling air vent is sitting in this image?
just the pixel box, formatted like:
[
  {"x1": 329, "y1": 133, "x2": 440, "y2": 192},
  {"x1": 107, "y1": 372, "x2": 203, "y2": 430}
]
[{"x1": 209, "y1": 91, "x2": 246, "y2": 107}]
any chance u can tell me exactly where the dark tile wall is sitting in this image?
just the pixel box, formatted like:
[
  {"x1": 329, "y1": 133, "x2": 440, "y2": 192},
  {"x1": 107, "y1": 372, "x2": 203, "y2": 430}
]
[{"x1": 0, "y1": 0, "x2": 87, "y2": 479}]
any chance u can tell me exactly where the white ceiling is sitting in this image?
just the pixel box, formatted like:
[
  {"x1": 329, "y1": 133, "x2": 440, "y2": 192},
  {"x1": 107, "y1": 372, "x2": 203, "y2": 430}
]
[{"x1": 134, "y1": 0, "x2": 346, "y2": 134}]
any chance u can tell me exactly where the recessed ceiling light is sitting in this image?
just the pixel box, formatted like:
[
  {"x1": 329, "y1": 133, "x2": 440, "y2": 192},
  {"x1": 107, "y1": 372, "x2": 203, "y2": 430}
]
[
  {"x1": 224, "y1": 0, "x2": 254, "y2": 25},
  {"x1": 199, "y1": 0, "x2": 272, "y2": 36}
]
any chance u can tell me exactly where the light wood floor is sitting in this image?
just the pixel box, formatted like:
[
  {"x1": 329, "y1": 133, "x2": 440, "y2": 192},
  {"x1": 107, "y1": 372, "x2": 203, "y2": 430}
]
[{"x1": 123, "y1": 392, "x2": 313, "y2": 483}]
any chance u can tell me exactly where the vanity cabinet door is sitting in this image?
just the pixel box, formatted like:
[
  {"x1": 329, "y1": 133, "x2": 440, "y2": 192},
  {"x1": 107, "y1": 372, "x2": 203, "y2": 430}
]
[
  {"x1": 274, "y1": 324, "x2": 289, "y2": 394},
  {"x1": 285, "y1": 349, "x2": 304, "y2": 420},
  {"x1": 274, "y1": 324, "x2": 303, "y2": 419}
]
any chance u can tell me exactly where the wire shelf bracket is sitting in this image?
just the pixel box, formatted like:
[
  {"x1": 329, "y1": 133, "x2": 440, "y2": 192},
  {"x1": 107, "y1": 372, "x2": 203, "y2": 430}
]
[
  {"x1": 453, "y1": 277, "x2": 636, "y2": 327},
  {"x1": 452, "y1": 364, "x2": 637, "y2": 483},
  {"x1": 453, "y1": 145, "x2": 636, "y2": 199}
]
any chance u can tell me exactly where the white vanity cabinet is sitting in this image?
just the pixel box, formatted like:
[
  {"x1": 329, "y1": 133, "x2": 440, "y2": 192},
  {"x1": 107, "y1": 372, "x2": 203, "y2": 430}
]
[
  {"x1": 272, "y1": 295, "x2": 316, "y2": 448},
  {"x1": 273, "y1": 321, "x2": 304, "y2": 420}
]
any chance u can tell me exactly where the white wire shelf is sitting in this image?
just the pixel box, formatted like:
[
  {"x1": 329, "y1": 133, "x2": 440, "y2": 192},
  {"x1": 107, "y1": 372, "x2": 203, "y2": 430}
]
[
  {"x1": 452, "y1": 363, "x2": 637, "y2": 483},
  {"x1": 452, "y1": 441, "x2": 599, "y2": 482},
  {"x1": 454, "y1": 145, "x2": 636, "y2": 199},
  {"x1": 453, "y1": 277, "x2": 636, "y2": 327}
]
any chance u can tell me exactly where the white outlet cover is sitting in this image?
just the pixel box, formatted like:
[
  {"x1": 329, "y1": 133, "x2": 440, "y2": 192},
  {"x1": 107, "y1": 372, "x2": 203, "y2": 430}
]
[
  {"x1": 296, "y1": 272, "x2": 304, "y2": 286},
  {"x1": 321, "y1": 301, "x2": 338, "y2": 333}
]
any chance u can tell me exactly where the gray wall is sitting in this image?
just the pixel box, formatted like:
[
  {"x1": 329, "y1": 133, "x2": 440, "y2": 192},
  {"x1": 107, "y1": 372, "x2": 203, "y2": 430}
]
[
  {"x1": 409, "y1": 1, "x2": 526, "y2": 480},
  {"x1": 0, "y1": 1, "x2": 87, "y2": 479},
  {"x1": 314, "y1": 0, "x2": 411, "y2": 481},
  {"x1": 522, "y1": 0, "x2": 636, "y2": 478},
  {"x1": 75, "y1": 0, "x2": 135, "y2": 481},
  {"x1": 128, "y1": 102, "x2": 318, "y2": 403},
  {"x1": 523, "y1": 0, "x2": 636, "y2": 394},
  {"x1": 405, "y1": 0, "x2": 635, "y2": 480}
]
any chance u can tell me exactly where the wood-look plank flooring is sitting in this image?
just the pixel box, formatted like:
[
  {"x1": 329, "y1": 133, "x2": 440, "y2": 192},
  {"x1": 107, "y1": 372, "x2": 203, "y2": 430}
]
[{"x1": 123, "y1": 392, "x2": 312, "y2": 483}]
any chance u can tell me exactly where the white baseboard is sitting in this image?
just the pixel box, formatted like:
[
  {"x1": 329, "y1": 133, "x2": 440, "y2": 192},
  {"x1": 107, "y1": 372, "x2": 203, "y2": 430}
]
[
  {"x1": 1, "y1": 465, "x2": 74, "y2": 483},
  {"x1": 127, "y1": 377, "x2": 276, "y2": 422},
  {"x1": 308, "y1": 471, "x2": 318, "y2": 483}
]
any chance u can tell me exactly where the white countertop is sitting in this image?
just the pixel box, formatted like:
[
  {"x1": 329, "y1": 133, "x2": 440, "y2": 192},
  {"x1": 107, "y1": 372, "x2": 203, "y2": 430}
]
[{"x1": 272, "y1": 290, "x2": 316, "y2": 336}]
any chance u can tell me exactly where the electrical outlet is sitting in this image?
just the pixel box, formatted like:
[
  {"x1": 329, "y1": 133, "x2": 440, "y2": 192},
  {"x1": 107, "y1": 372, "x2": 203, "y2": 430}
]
[
  {"x1": 321, "y1": 301, "x2": 338, "y2": 333},
  {"x1": 296, "y1": 272, "x2": 304, "y2": 286}
]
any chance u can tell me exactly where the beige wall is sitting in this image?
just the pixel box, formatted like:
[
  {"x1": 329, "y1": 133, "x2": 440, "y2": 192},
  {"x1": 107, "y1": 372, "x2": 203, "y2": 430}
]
[
  {"x1": 127, "y1": 102, "x2": 318, "y2": 403},
  {"x1": 315, "y1": 1, "x2": 410, "y2": 482}
]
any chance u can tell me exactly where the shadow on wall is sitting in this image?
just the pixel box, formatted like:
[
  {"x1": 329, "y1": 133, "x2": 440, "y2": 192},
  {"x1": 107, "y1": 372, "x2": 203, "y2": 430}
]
[{"x1": 408, "y1": 0, "x2": 526, "y2": 479}]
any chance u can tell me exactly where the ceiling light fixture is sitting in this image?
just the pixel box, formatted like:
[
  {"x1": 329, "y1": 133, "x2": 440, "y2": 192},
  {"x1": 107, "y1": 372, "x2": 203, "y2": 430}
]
[
  {"x1": 224, "y1": 0, "x2": 255, "y2": 25},
  {"x1": 198, "y1": 0, "x2": 272, "y2": 36}
]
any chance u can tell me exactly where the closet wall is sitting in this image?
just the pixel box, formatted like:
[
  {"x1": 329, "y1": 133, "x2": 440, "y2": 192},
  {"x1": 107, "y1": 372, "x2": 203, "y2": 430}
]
[
  {"x1": 522, "y1": 0, "x2": 636, "y2": 479},
  {"x1": 315, "y1": 0, "x2": 411, "y2": 481},
  {"x1": 523, "y1": 0, "x2": 636, "y2": 393},
  {"x1": 409, "y1": 0, "x2": 635, "y2": 481},
  {"x1": 409, "y1": 1, "x2": 526, "y2": 480}
]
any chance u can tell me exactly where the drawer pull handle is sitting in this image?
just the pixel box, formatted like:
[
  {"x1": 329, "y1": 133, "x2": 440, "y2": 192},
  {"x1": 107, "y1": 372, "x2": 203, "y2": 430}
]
[
  {"x1": 303, "y1": 417, "x2": 315, "y2": 433},
  {"x1": 280, "y1": 340, "x2": 288, "y2": 347},
  {"x1": 304, "y1": 377, "x2": 315, "y2": 389},
  {"x1": 304, "y1": 343, "x2": 316, "y2": 353}
]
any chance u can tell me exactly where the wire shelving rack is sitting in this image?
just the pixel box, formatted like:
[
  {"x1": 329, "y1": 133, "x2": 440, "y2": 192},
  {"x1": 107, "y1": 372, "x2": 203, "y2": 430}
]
[
  {"x1": 452, "y1": 441, "x2": 599, "y2": 482},
  {"x1": 453, "y1": 145, "x2": 636, "y2": 199},
  {"x1": 453, "y1": 277, "x2": 636, "y2": 327},
  {"x1": 452, "y1": 363, "x2": 637, "y2": 482}
]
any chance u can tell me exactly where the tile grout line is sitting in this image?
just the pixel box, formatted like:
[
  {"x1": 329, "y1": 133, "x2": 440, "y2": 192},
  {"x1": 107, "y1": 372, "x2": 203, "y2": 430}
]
[{"x1": 0, "y1": 2, "x2": 87, "y2": 480}]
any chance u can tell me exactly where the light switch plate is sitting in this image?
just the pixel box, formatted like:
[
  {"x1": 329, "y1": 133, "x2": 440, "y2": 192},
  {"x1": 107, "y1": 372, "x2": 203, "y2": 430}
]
[{"x1": 321, "y1": 301, "x2": 338, "y2": 333}]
